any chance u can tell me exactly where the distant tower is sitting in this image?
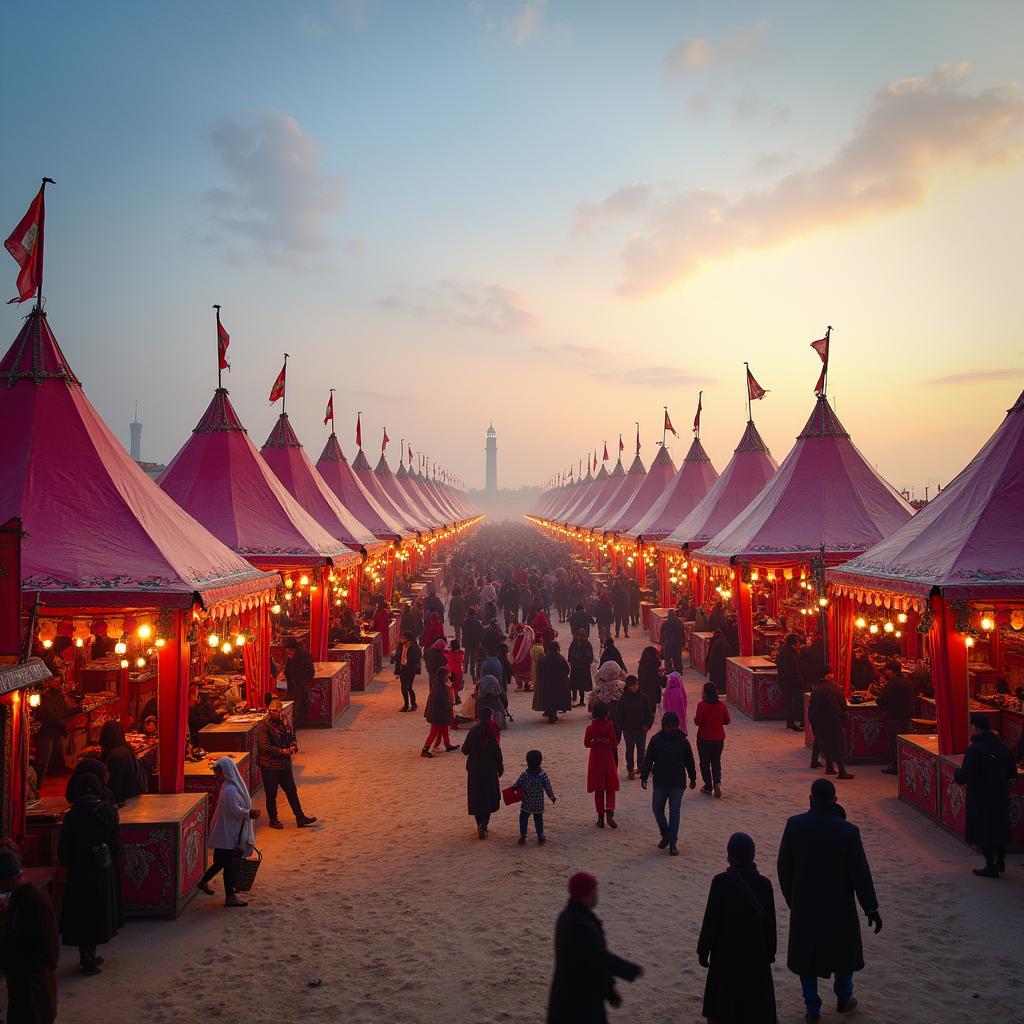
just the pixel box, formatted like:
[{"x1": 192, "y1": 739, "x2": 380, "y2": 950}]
[
  {"x1": 485, "y1": 423, "x2": 497, "y2": 493},
  {"x1": 129, "y1": 401, "x2": 142, "y2": 462}
]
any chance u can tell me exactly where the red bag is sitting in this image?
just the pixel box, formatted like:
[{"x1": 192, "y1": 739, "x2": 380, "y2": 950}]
[{"x1": 502, "y1": 785, "x2": 523, "y2": 806}]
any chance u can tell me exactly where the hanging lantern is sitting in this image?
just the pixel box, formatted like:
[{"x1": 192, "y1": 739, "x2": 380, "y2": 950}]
[
  {"x1": 114, "y1": 640, "x2": 128, "y2": 656},
  {"x1": 208, "y1": 634, "x2": 220, "y2": 647}
]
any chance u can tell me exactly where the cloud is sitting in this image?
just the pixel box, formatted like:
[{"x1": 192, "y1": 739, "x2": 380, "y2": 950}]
[
  {"x1": 205, "y1": 110, "x2": 344, "y2": 264},
  {"x1": 751, "y1": 151, "x2": 798, "y2": 175},
  {"x1": 665, "y1": 22, "x2": 769, "y2": 77},
  {"x1": 578, "y1": 63, "x2": 1024, "y2": 295},
  {"x1": 570, "y1": 182, "x2": 652, "y2": 236},
  {"x1": 471, "y1": 0, "x2": 561, "y2": 45},
  {"x1": 927, "y1": 368, "x2": 1024, "y2": 385},
  {"x1": 537, "y1": 344, "x2": 713, "y2": 389},
  {"x1": 379, "y1": 280, "x2": 538, "y2": 333},
  {"x1": 513, "y1": 0, "x2": 546, "y2": 44}
]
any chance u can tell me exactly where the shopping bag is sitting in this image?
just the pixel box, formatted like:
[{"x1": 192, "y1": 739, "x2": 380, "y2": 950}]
[{"x1": 501, "y1": 785, "x2": 523, "y2": 806}]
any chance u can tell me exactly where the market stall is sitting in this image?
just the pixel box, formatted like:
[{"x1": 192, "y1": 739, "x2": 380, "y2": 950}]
[
  {"x1": 690, "y1": 631, "x2": 715, "y2": 675},
  {"x1": 328, "y1": 641, "x2": 374, "y2": 692},
  {"x1": 726, "y1": 656, "x2": 783, "y2": 719}
]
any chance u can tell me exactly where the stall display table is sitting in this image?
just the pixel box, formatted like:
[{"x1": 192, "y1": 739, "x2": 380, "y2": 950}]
[
  {"x1": 119, "y1": 793, "x2": 208, "y2": 918},
  {"x1": 184, "y1": 750, "x2": 252, "y2": 811},
  {"x1": 65, "y1": 693, "x2": 122, "y2": 763},
  {"x1": 648, "y1": 608, "x2": 669, "y2": 644},
  {"x1": 387, "y1": 615, "x2": 400, "y2": 655},
  {"x1": 640, "y1": 601, "x2": 655, "y2": 630},
  {"x1": 328, "y1": 642, "x2": 373, "y2": 692},
  {"x1": 974, "y1": 696, "x2": 1024, "y2": 751},
  {"x1": 302, "y1": 662, "x2": 350, "y2": 727},
  {"x1": 364, "y1": 631, "x2": 384, "y2": 674},
  {"x1": 689, "y1": 632, "x2": 714, "y2": 675},
  {"x1": 753, "y1": 627, "x2": 785, "y2": 657},
  {"x1": 803, "y1": 693, "x2": 889, "y2": 763},
  {"x1": 126, "y1": 669, "x2": 158, "y2": 724},
  {"x1": 726, "y1": 657, "x2": 783, "y2": 718},
  {"x1": 937, "y1": 749, "x2": 1024, "y2": 849},
  {"x1": 198, "y1": 716, "x2": 263, "y2": 794}
]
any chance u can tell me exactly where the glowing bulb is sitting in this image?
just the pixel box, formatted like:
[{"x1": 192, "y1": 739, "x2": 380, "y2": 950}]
[
  {"x1": 137, "y1": 624, "x2": 152, "y2": 640},
  {"x1": 335, "y1": 599, "x2": 342, "y2": 606},
  {"x1": 42, "y1": 639, "x2": 53, "y2": 649},
  {"x1": 271, "y1": 604, "x2": 282, "y2": 615},
  {"x1": 869, "y1": 624, "x2": 879, "y2": 634},
  {"x1": 981, "y1": 617, "x2": 993, "y2": 631},
  {"x1": 884, "y1": 622, "x2": 894, "y2": 633},
  {"x1": 221, "y1": 642, "x2": 232, "y2": 654},
  {"x1": 136, "y1": 657, "x2": 146, "y2": 668},
  {"x1": 285, "y1": 578, "x2": 294, "y2": 589},
  {"x1": 208, "y1": 634, "x2": 219, "y2": 648},
  {"x1": 895, "y1": 631, "x2": 902, "y2": 639},
  {"x1": 28, "y1": 692, "x2": 41, "y2": 708},
  {"x1": 818, "y1": 597, "x2": 828, "y2": 607},
  {"x1": 120, "y1": 659, "x2": 130, "y2": 669},
  {"x1": 155, "y1": 638, "x2": 166, "y2": 648},
  {"x1": 235, "y1": 634, "x2": 246, "y2": 647},
  {"x1": 299, "y1": 575, "x2": 309, "y2": 587},
  {"x1": 855, "y1": 617, "x2": 867, "y2": 629},
  {"x1": 285, "y1": 592, "x2": 293, "y2": 602},
  {"x1": 897, "y1": 613, "x2": 908, "y2": 624},
  {"x1": 114, "y1": 641, "x2": 127, "y2": 655},
  {"x1": 965, "y1": 636, "x2": 975, "y2": 648},
  {"x1": 75, "y1": 637, "x2": 84, "y2": 648},
  {"x1": 800, "y1": 608, "x2": 807, "y2": 616},
  {"x1": 751, "y1": 571, "x2": 759, "y2": 582}
]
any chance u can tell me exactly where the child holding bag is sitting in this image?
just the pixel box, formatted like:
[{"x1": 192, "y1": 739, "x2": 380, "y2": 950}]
[{"x1": 513, "y1": 749, "x2": 556, "y2": 845}]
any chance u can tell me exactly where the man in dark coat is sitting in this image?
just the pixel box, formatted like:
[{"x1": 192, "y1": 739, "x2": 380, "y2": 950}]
[
  {"x1": 499, "y1": 577, "x2": 519, "y2": 627},
  {"x1": 0, "y1": 844, "x2": 59, "y2": 1022},
  {"x1": 800, "y1": 636, "x2": 826, "y2": 692},
  {"x1": 569, "y1": 604, "x2": 596, "y2": 638},
  {"x1": 33, "y1": 673, "x2": 68, "y2": 788},
  {"x1": 568, "y1": 630, "x2": 595, "y2": 706},
  {"x1": 283, "y1": 638, "x2": 316, "y2": 715},
  {"x1": 640, "y1": 711, "x2": 697, "y2": 855},
  {"x1": 706, "y1": 630, "x2": 730, "y2": 694},
  {"x1": 547, "y1": 872, "x2": 642, "y2": 1024},
  {"x1": 875, "y1": 659, "x2": 916, "y2": 774},
  {"x1": 423, "y1": 584, "x2": 444, "y2": 624},
  {"x1": 777, "y1": 779, "x2": 882, "y2": 1021},
  {"x1": 776, "y1": 633, "x2": 805, "y2": 731},
  {"x1": 461, "y1": 709, "x2": 503, "y2": 838},
  {"x1": 611, "y1": 578, "x2": 630, "y2": 638},
  {"x1": 658, "y1": 609, "x2": 685, "y2": 674},
  {"x1": 480, "y1": 620, "x2": 505, "y2": 659},
  {"x1": 614, "y1": 676, "x2": 654, "y2": 781},
  {"x1": 538, "y1": 642, "x2": 572, "y2": 724},
  {"x1": 628, "y1": 579, "x2": 641, "y2": 628},
  {"x1": 807, "y1": 674, "x2": 854, "y2": 779},
  {"x1": 460, "y1": 609, "x2": 484, "y2": 680},
  {"x1": 954, "y1": 713, "x2": 1018, "y2": 878}
]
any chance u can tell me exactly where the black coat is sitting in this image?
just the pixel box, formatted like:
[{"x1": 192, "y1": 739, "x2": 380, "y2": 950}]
[
  {"x1": 424, "y1": 685, "x2": 453, "y2": 727},
  {"x1": 57, "y1": 795, "x2": 124, "y2": 948},
  {"x1": 568, "y1": 638, "x2": 594, "y2": 694},
  {"x1": 461, "y1": 616, "x2": 484, "y2": 657},
  {"x1": 103, "y1": 745, "x2": 146, "y2": 805},
  {"x1": 807, "y1": 682, "x2": 848, "y2": 762},
  {"x1": 707, "y1": 637, "x2": 730, "y2": 688},
  {"x1": 637, "y1": 663, "x2": 664, "y2": 708},
  {"x1": 538, "y1": 652, "x2": 572, "y2": 715},
  {"x1": 423, "y1": 647, "x2": 446, "y2": 680},
  {"x1": 799, "y1": 639, "x2": 826, "y2": 688},
  {"x1": 0, "y1": 881, "x2": 59, "y2": 1023},
  {"x1": 954, "y1": 730, "x2": 1018, "y2": 846},
  {"x1": 547, "y1": 899, "x2": 640, "y2": 1024},
  {"x1": 641, "y1": 730, "x2": 697, "y2": 788},
  {"x1": 697, "y1": 868, "x2": 777, "y2": 1024},
  {"x1": 659, "y1": 614, "x2": 684, "y2": 653},
  {"x1": 776, "y1": 801, "x2": 878, "y2": 977},
  {"x1": 569, "y1": 610, "x2": 595, "y2": 637},
  {"x1": 775, "y1": 644, "x2": 803, "y2": 692},
  {"x1": 395, "y1": 641, "x2": 422, "y2": 677},
  {"x1": 600, "y1": 643, "x2": 626, "y2": 672},
  {"x1": 461, "y1": 723, "x2": 503, "y2": 815},
  {"x1": 480, "y1": 625, "x2": 504, "y2": 657},
  {"x1": 875, "y1": 673, "x2": 915, "y2": 722},
  {"x1": 614, "y1": 689, "x2": 654, "y2": 732},
  {"x1": 447, "y1": 595, "x2": 466, "y2": 626}
]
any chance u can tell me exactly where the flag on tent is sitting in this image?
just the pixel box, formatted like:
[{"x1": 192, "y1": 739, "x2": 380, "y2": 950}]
[
  {"x1": 811, "y1": 327, "x2": 831, "y2": 395},
  {"x1": 381, "y1": 427, "x2": 390, "y2": 452},
  {"x1": 356, "y1": 414, "x2": 362, "y2": 447},
  {"x1": 603, "y1": 442, "x2": 609, "y2": 461},
  {"x1": 5, "y1": 180, "x2": 52, "y2": 304},
  {"x1": 408, "y1": 443, "x2": 413, "y2": 464},
  {"x1": 692, "y1": 393, "x2": 702, "y2": 434},
  {"x1": 323, "y1": 392, "x2": 334, "y2": 426},
  {"x1": 635, "y1": 424, "x2": 641, "y2": 454},
  {"x1": 664, "y1": 409, "x2": 678, "y2": 437},
  {"x1": 746, "y1": 367, "x2": 767, "y2": 401},
  {"x1": 619, "y1": 434, "x2": 625, "y2": 452},
  {"x1": 269, "y1": 362, "x2": 286, "y2": 403},
  {"x1": 216, "y1": 312, "x2": 230, "y2": 370}
]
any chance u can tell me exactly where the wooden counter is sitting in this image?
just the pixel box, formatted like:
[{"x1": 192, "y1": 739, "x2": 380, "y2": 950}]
[
  {"x1": 328, "y1": 642, "x2": 374, "y2": 692},
  {"x1": 726, "y1": 656, "x2": 782, "y2": 718},
  {"x1": 648, "y1": 607, "x2": 669, "y2": 644},
  {"x1": 804, "y1": 693, "x2": 890, "y2": 763},
  {"x1": 689, "y1": 631, "x2": 715, "y2": 675},
  {"x1": 184, "y1": 750, "x2": 251, "y2": 811},
  {"x1": 302, "y1": 661, "x2": 350, "y2": 727},
  {"x1": 198, "y1": 716, "x2": 263, "y2": 793}
]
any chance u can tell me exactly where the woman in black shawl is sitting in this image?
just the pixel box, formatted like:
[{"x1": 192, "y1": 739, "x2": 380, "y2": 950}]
[
  {"x1": 637, "y1": 645, "x2": 665, "y2": 710},
  {"x1": 461, "y1": 707, "x2": 503, "y2": 839},
  {"x1": 58, "y1": 774, "x2": 124, "y2": 974},
  {"x1": 697, "y1": 832, "x2": 777, "y2": 1023},
  {"x1": 99, "y1": 721, "x2": 146, "y2": 805},
  {"x1": 567, "y1": 629, "x2": 594, "y2": 707}
]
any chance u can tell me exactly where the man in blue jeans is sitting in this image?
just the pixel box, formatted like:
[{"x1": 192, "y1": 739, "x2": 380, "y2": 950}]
[
  {"x1": 777, "y1": 778, "x2": 883, "y2": 1022},
  {"x1": 639, "y1": 711, "x2": 696, "y2": 856}
]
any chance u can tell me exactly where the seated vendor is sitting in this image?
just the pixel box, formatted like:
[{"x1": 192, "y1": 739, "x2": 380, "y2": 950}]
[
  {"x1": 207, "y1": 647, "x2": 242, "y2": 674},
  {"x1": 910, "y1": 659, "x2": 933, "y2": 698},
  {"x1": 188, "y1": 684, "x2": 225, "y2": 743},
  {"x1": 329, "y1": 603, "x2": 361, "y2": 645},
  {"x1": 850, "y1": 647, "x2": 875, "y2": 691},
  {"x1": 871, "y1": 632, "x2": 901, "y2": 657}
]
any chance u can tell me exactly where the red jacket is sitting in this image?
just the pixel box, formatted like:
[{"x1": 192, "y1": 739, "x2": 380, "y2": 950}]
[
  {"x1": 694, "y1": 699, "x2": 731, "y2": 742},
  {"x1": 584, "y1": 718, "x2": 620, "y2": 793}
]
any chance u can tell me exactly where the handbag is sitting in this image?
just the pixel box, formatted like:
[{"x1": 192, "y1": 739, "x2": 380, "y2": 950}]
[
  {"x1": 231, "y1": 821, "x2": 262, "y2": 893},
  {"x1": 501, "y1": 785, "x2": 523, "y2": 806}
]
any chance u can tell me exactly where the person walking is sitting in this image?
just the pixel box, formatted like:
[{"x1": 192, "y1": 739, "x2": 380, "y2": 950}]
[
  {"x1": 696, "y1": 832, "x2": 777, "y2": 1024},
  {"x1": 594, "y1": 594, "x2": 614, "y2": 646},
  {"x1": 640, "y1": 711, "x2": 696, "y2": 855},
  {"x1": 777, "y1": 778, "x2": 882, "y2": 1021},
  {"x1": 461, "y1": 608, "x2": 484, "y2": 680},
  {"x1": 58, "y1": 774, "x2": 123, "y2": 974},
  {"x1": 258, "y1": 699, "x2": 317, "y2": 828},
  {"x1": 422, "y1": 669, "x2": 459, "y2": 757},
  {"x1": 476, "y1": 673, "x2": 508, "y2": 730},
  {"x1": 447, "y1": 586, "x2": 466, "y2": 645},
  {"x1": 636, "y1": 645, "x2": 664, "y2": 711},
  {"x1": 807, "y1": 673, "x2": 854, "y2": 779},
  {"x1": 776, "y1": 633, "x2": 806, "y2": 732},
  {"x1": 197, "y1": 757, "x2": 261, "y2": 907},
  {"x1": 954, "y1": 713, "x2": 1018, "y2": 877},
  {"x1": 422, "y1": 611, "x2": 446, "y2": 651},
  {"x1": 514, "y1": 749, "x2": 556, "y2": 845},
  {"x1": 659, "y1": 609, "x2": 685, "y2": 675},
  {"x1": 875, "y1": 659, "x2": 915, "y2": 775},
  {"x1": 706, "y1": 629, "x2": 730, "y2": 694},
  {"x1": 546, "y1": 872, "x2": 642, "y2": 1024},
  {"x1": 600, "y1": 635, "x2": 627, "y2": 673},
  {"x1": 538, "y1": 641, "x2": 572, "y2": 724},
  {"x1": 661, "y1": 672, "x2": 688, "y2": 732},
  {"x1": 462, "y1": 707, "x2": 503, "y2": 839},
  {"x1": 569, "y1": 603, "x2": 595, "y2": 638},
  {"x1": 694, "y1": 682, "x2": 731, "y2": 798},
  {"x1": 613, "y1": 675, "x2": 654, "y2": 781},
  {"x1": 511, "y1": 623, "x2": 536, "y2": 691},
  {"x1": 32, "y1": 673, "x2": 67, "y2": 790},
  {"x1": 611, "y1": 578, "x2": 630, "y2": 639},
  {"x1": 0, "y1": 844, "x2": 59, "y2": 1022},
  {"x1": 568, "y1": 629, "x2": 595, "y2": 706},
  {"x1": 629, "y1": 578, "x2": 641, "y2": 630},
  {"x1": 394, "y1": 631, "x2": 422, "y2": 712},
  {"x1": 585, "y1": 703, "x2": 621, "y2": 829}
]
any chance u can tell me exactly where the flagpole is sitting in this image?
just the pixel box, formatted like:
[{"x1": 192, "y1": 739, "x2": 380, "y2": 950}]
[
  {"x1": 329, "y1": 388, "x2": 335, "y2": 433},
  {"x1": 824, "y1": 326, "x2": 832, "y2": 398},
  {"x1": 696, "y1": 391, "x2": 702, "y2": 440},
  {"x1": 744, "y1": 362, "x2": 751, "y2": 422},
  {"x1": 635, "y1": 422, "x2": 640, "y2": 453},
  {"x1": 35, "y1": 177, "x2": 55, "y2": 311},
  {"x1": 662, "y1": 407, "x2": 667, "y2": 447},
  {"x1": 357, "y1": 411, "x2": 362, "y2": 449},
  {"x1": 214, "y1": 305, "x2": 223, "y2": 389},
  {"x1": 281, "y1": 353, "x2": 289, "y2": 416}
]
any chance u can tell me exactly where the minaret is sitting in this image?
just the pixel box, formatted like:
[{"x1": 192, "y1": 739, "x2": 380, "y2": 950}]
[
  {"x1": 485, "y1": 422, "x2": 497, "y2": 493},
  {"x1": 130, "y1": 401, "x2": 142, "y2": 462}
]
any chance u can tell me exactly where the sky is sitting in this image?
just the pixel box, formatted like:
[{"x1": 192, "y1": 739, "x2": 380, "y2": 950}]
[{"x1": 2, "y1": 1, "x2": 1023, "y2": 493}]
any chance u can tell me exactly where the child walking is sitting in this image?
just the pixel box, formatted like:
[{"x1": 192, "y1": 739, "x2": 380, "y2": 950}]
[
  {"x1": 584, "y1": 702, "x2": 620, "y2": 829},
  {"x1": 446, "y1": 640, "x2": 465, "y2": 704},
  {"x1": 514, "y1": 749, "x2": 556, "y2": 845},
  {"x1": 421, "y1": 669, "x2": 458, "y2": 758}
]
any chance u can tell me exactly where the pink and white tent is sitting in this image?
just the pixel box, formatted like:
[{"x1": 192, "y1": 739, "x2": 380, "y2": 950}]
[
  {"x1": 697, "y1": 397, "x2": 913, "y2": 566},
  {"x1": 572, "y1": 459, "x2": 626, "y2": 527},
  {"x1": 829, "y1": 389, "x2": 1024, "y2": 598},
  {"x1": 555, "y1": 468, "x2": 605, "y2": 524},
  {"x1": 315, "y1": 433, "x2": 410, "y2": 542},
  {"x1": 393, "y1": 461, "x2": 447, "y2": 527},
  {"x1": 584, "y1": 454, "x2": 647, "y2": 531},
  {"x1": 661, "y1": 420, "x2": 778, "y2": 550},
  {"x1": 605, "y1": 445, "x2": 677, "y2": 534},
  {"x1": 0, "y1": 311, "x2": 272, "y2": 606},
  {"x1": 351, "y1": 448, "x2": 426, "y2": 534},
  {"x1": 628, "y1": 438, "x2": 719, "y2": 541},
  {"x1": 260, "y1": 414, "x2": 387, "y2": 557}
]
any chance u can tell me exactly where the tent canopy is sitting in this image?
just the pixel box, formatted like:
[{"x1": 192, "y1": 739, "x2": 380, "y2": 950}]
[
  {"x1": 606, "y1": 444, "x2": 677, "y2": 534},
  {"x1": 628, "y1": 437, "x2": 719, "y2": 541}
]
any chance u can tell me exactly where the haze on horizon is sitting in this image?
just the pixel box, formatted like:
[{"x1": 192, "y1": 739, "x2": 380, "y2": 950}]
[{"x1": 1, "y1": 1, "x2": 1022, "y2": 494}]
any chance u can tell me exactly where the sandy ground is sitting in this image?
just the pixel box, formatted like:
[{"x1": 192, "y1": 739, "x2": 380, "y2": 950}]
[{"x1": 40, "y1": 628, "x2": 1024, "y2": 1024}]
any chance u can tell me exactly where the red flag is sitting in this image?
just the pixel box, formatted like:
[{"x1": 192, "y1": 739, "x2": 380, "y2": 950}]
[
  {"x1": 268, "y1": 361, "x2": 286, "y2": 403},
  {"x1": 408, "y1": 443, "x2": 413, "y2": 464},
  {"x1": 217, "y1": 316, "x2": 230, "y2": 370},
  {"x1": 602, "y1": 442, "x2": 609, "y2": 462},
  {"x1": 811, "y1": 327, "x2": 831, "y2": 396},
  {"x1": 381, "y1": 427, "x2": 390, "y2": 453},
  {"x1": 635, "y1": 425, "x2": 641, "y2": 455},
  {"x1": 618, "y1": 434, "x2": 625, "y2": 453},
  {"x1": 323, "y1": 392, "x2": 334, "y2": 426},
  {"x1": 355, "y1": 414, "x2": 362, "y2": 447},
  {"x1": 746, "y1": 367, "x2": 767, "y2": 401},
  {"x1": 5, "y1": 181, "x2": 52, "y2": 304},
  {"x1": 664, "y1": 409, "x2": 678, "y2": 437},
  {"x1": 692, "y1": 394, "x2": 702, "y2": 435}
]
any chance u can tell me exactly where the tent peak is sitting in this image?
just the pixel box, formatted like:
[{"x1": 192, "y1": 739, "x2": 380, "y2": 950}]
[
  {"x1": 262, "y1": 412, "x2": 302, "y2": 449},
  {"x1": 684, "y1": 437, "x2": 712, "y2": 463},
  {"x1": 194, "y1": 388, "x2": 247, "y2": 435},
  {"x1": 799, "y1": 396, "x2": 850, "y2": 440},
  {"x1": 736, "y1": 420, "x2": 770, "y2": 454},
  {"x1": 0, "y1": 308, "x2": 79, "y2": 386},
  {"x1": 318, "y1": 432, "x2": 346, "y2": 464}
]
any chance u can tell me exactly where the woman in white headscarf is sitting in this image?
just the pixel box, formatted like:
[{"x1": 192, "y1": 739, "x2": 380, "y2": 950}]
[
  {"x1": 588, "y1": 660, "x2": 625, "y2": 714},
  {"x1": 197, "y1": 756, "x2": 260, "y2": 907}
]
